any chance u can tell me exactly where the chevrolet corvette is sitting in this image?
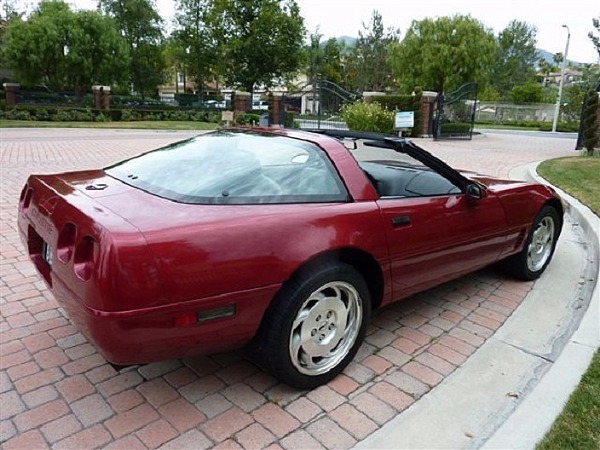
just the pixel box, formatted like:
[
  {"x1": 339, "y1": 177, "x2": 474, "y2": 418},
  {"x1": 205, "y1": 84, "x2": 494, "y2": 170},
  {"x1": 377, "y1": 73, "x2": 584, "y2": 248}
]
[{"x1": 18, "y1": 128, "x2": 563, "y2": 388}]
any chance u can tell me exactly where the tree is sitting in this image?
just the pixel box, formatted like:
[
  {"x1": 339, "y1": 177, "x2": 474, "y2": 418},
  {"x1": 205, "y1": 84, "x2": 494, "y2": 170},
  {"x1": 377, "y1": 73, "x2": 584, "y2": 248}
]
[
  {"x1": 346, "y1": 10, "x2": 398, "y2": 92},
  {"x1": 562, "y1": 64, "x2": 600, "y2": 122},
  {"x1": 304, "y1": 33, "x2": 345, "y2": 84},
  {"x1": 2, "y1": 0, "x2": 129, "y2": 92},
  {"x1": 99, "y1": 0, "x2": 167, "y2": 99},
  {"x1": 305, "y1": 30, "x2": 323, "y2": 82},
  {"x1": 66, "y1": 11, "x2": 130, "y2": 92},
  {"x1": 321, "y1": 38, "x2": 345, "y2": 85},
  {"x1": 206, "y1": 0, "x2": 305, "y2": 92},
  {"x1": 492, "y1": 20, "x2": 538, "y2": 98},
  {"x1": 389, "y1": 14, "x2": 496, "y2": 93},
  {"x1": 508, "y1": 81, "x2": 544, "y2": 104},
  {"x1": 589, "y1": 17, "x2": 600, "y2": 59},
  {"x1": 582, "y1": 89, "x2": 599, "y2": 155},
  {"x1": 174, "y1": 0, "x2": 216, "y2": 100},
  {"x1": 1, "y1": 0, "x2": 25, "y2": 21}
]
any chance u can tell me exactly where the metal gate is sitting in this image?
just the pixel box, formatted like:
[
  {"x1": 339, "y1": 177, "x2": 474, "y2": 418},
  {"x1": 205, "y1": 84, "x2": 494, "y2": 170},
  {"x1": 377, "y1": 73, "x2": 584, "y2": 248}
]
[
  {"x1": 433, "y1": 82, "x2": 478, "y2": 140},
  {"x1": 281, "y1": 79, "x2": 359, "y2": 129}
]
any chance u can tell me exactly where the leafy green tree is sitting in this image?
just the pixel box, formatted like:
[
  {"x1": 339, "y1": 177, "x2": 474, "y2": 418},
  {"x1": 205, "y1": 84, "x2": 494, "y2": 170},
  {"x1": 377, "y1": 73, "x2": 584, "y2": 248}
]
[
  {"x1": 2, "y1": 0, "x2": 129, "y2": 92},
  {"x1": 562, "y1": 64, "x2": 600, "y2": 121},
  {"x1": 66, "y1": 11, "x2": 130, "y2": 92},
  {"x1": 321, "y1": 38, "x2": 345, "y2": 85},
  {"x1": 589, "y1": 17, "x2": 600, "y2": 59},
  {"x1": 479, "y1": 85, "x2": 502, "y2": 102},
  {"x1": 206, "y1": 0, "x2": 305, "y2": 92},
  {"x1": 390, "y1": 14, "x2": 496, "y2": 93},
  {"x1": 99, "y1": 0, "x2": 167, "y2": 99},
  {"x1": 508, "y1": 81, "x2": 544, "y2": 104},
  {"x1": 304, "y1": 33, "x2": 345, "y2": 85},
  {"x1": 346, "y1": 10, "x2": 398, "y2": 92},
  {"x1": 174, "y1": 0, "x2": 216, "y2": 100},
  {"x1": 492, "y1": 20, "x2": 538, "y2": 98},
  {"x1": 305, "y1": 31, "x2": 324, "y2": 81}
]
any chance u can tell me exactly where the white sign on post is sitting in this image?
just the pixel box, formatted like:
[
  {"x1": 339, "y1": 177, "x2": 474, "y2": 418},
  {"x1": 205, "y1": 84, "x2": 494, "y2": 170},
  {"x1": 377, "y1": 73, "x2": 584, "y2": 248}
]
[{"x1": 394, "y1": 111, "x2": 414, "y2": 129}]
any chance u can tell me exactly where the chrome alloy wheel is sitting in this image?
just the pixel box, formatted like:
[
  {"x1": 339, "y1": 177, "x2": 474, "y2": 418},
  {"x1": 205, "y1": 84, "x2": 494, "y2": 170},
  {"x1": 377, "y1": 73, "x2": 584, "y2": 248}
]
[
  {"x1": 527, "y1": 216, "x2": 556, "y2": 272},
  {"x1": 289, "y1": 281, "x2": 362, "y2": 376}
]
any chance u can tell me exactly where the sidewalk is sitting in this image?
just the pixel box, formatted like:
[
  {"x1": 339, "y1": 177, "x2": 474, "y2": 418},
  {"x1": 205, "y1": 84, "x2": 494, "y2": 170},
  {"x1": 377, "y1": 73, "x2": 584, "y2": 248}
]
[{"x1": 1, "y1": 128, "x2": 597, "y2": 449}]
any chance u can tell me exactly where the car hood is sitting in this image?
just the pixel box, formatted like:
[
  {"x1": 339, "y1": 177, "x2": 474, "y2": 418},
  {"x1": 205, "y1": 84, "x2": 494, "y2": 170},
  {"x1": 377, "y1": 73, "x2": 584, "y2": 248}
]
[{"x1": 459, "y1": 170, "x2": 525, "y2": 190}]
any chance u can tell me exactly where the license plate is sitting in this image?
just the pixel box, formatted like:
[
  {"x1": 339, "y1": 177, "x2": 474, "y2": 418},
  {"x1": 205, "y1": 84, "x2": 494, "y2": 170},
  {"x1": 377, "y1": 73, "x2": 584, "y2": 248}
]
[{"x1": 42, "y1": 242, "x2": 53, "y2": 267}]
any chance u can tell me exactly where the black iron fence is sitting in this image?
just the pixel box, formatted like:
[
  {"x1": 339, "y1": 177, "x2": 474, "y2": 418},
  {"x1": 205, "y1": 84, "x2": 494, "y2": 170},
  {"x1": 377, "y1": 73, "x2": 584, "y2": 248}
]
[
  {"x1": 433, "y1": 82, "x2": 478, "y2": 140},
  {"x1": 282, "y1": 79, "x2": 358, "y2": 130},
  {"x1": 15, "y1": 90, "x2": 93, "y2": 108}
]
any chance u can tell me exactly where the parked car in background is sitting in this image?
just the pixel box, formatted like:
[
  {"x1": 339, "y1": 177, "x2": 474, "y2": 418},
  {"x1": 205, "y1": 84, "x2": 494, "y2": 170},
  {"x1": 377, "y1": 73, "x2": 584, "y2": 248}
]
[
  {"x1": 252, "y1": 100, "x2": 269, "y2": 110},
  {"x1": 18, "y1": 128, "x2": 563, "y2": 389}
]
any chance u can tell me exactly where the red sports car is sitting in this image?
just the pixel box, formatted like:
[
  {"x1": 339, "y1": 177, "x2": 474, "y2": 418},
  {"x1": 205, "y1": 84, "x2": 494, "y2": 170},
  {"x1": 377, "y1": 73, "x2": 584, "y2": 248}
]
[{"x1": 18, "y1": 128, "x2": 563, "y2": 388}]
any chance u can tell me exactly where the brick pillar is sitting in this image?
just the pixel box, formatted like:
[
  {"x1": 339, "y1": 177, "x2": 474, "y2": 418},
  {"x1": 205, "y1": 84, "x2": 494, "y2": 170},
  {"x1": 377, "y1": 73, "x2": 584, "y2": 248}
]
[
  {"x1": 420, "y1": 91, "x2": 438, "y2": 137},
  {"x1": 92, "y1": 86, "x2": 111, "y2": 110},
  {"x1": 233, "y1": 91, "x2": 251, "y2": 116},
  {"x1": 3, "y1": 83, "x2": 20, "y2": 107},
  {"x1": 269, "y1": 93, "x2": 283, "y2": 127},
  {"x1": 101, "y1": 86, "x2": 111, "y2": 110}
]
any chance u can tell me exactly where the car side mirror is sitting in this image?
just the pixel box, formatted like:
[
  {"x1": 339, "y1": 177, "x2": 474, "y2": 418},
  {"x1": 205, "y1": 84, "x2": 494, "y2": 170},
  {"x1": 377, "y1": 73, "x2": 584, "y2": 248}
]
[{"x1": 466, "y1": 183, "x2": 483, "y2": 202}]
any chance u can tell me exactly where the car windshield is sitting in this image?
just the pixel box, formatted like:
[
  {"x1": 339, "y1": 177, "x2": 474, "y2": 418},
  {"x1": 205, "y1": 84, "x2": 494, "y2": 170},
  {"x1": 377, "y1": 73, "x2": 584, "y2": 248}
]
[{"x1": 105, "y1": 130, "x2": 348, "y2": 205}]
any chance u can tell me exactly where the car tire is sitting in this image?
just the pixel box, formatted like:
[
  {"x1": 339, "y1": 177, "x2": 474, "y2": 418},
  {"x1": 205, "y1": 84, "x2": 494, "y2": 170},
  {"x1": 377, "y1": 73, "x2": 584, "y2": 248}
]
[
  {"x1": 256, "y1": 262, "x2": 371, "y2": 389},
  {"x1": 503, "y1": 205, "x2": 561, "y2": 281}
]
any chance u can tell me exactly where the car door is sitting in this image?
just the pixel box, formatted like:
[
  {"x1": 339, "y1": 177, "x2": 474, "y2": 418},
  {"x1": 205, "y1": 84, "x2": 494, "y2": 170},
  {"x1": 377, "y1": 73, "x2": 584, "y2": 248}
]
[{"x1": 377, "y1": 189, "x2": 508, "y2": 302}]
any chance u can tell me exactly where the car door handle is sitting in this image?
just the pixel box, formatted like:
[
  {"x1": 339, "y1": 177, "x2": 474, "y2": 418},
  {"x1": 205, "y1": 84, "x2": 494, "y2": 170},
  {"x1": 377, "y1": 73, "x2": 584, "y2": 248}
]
[{"x1": 391, "y1": 216, "x2": 411, "y2": 227}]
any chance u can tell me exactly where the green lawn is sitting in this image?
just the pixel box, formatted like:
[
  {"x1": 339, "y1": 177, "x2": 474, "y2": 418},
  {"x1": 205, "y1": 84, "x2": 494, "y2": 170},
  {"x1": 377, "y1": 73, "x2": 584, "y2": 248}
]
[
  {"x1": 538, "y1": 156, "x2": 600, "y2": 216},
  {"x1": 0, "y1": 120, "x2": 219, "y2": 130},
  {"x1": 536, "y1": 351, "x2": 600, "y2": 450},
  {"x1": 535, "y1": 155, "x2": 600, "y2": 450}
]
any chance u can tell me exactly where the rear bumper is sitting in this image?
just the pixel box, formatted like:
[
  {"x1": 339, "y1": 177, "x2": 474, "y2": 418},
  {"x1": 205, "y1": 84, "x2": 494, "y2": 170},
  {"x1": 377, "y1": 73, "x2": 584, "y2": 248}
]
[{"x1": 50, "y1": 272, "x2": 278, "y2": 365}]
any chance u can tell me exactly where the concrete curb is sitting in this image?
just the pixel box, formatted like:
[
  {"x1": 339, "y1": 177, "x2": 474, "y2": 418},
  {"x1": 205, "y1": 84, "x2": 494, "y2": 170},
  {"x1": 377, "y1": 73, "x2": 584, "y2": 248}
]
[
  {"x1": 356, "y1": 161, "x2": 599, "y2": 449},
  {"x1": 483, "y1": 161, "x2": 600, "y2": 448}
]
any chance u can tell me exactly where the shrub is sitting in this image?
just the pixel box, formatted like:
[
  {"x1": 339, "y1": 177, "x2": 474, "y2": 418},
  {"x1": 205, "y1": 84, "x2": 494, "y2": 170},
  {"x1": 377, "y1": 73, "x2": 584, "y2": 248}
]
[
  {"x1": 70, "y1": 108, "x2": 94, "y2": 121},
  {"x1": 236, "y1": 113, "x2": 261, "y2": 126},
  {"x1": 582, "y1": 90, "x2": 599, "y2": 156},
  {"x1": 94, "y1": 112, "x2": 111, "y2": 122},
  {"x1": 35, "y1": 108, "x2": 51, "y2": 121},
  {"x1": 121, "y1": 109, "x2": 133, "y2": 121},
  {"x1": 376, "y1": 95, "x2": 413, "y2": 112},
  {"x1": 54, "y1": 109, "x2": 75, "y2": 121},
  {"x1": 6, "y1": 108, "x2": 32, "y2": 120},
  {"x1": 284, "y1": 111, "x2": 298, "y2": 128},
  {"x1": 340, "y1": 101, "x2": 394, "y2": 134}
]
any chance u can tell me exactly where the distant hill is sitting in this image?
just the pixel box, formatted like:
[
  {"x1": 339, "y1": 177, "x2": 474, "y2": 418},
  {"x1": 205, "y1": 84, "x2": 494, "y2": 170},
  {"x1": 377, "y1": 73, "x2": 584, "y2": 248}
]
[
  {"x1": 533, "y1": 49, "x2": 584, "y2": 68},
  {"x1": 336, "y1": 36, "x2": 357, "y2": 47}
]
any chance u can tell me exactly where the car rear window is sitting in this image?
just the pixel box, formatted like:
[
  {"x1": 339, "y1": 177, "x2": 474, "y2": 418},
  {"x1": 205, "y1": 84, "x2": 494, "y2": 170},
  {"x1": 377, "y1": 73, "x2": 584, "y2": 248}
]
[{"x1": 105, "y1": 130, "x2": 348, "y2": 204}]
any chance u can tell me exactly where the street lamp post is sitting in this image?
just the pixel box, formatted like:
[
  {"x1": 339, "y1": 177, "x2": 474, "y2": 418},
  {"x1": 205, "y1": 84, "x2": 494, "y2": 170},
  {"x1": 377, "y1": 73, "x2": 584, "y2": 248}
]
[{"x1": 552, "y1": 24, "x2": 570, "y2": 133}]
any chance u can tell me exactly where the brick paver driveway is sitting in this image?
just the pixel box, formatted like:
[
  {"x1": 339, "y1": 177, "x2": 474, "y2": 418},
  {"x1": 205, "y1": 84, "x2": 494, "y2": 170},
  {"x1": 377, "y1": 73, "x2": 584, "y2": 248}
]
[{"x1": 0, "y1": 128, "x2": 577, "y2": 449}]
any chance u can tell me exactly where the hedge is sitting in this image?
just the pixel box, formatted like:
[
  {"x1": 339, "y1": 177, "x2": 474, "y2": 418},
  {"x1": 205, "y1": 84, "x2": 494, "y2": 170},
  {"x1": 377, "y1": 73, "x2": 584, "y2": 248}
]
[{"x1": 1, "y1": 106, "x2": 222, "y2": 123}]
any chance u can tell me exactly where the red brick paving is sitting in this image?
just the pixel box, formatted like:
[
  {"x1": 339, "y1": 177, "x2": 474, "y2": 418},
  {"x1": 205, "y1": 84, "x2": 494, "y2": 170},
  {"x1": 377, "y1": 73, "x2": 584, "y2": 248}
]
[{"x1": 0, "y1": 128, "x2": 575, "y2": 448}]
